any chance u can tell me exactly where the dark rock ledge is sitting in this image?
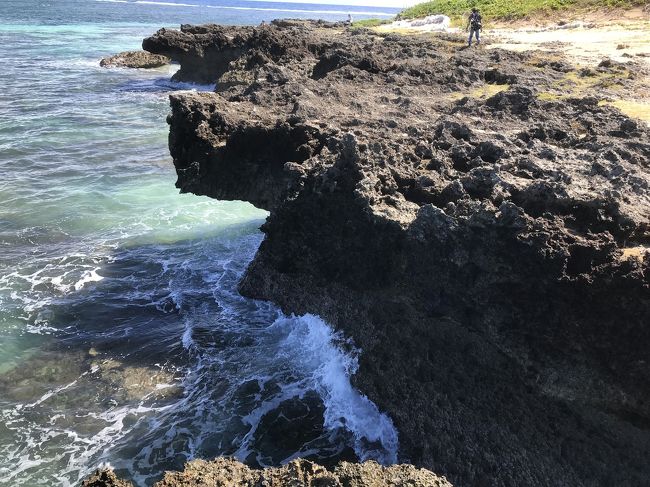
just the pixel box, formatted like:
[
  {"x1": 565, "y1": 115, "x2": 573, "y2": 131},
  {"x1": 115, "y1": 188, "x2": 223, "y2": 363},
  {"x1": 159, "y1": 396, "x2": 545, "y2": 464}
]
[{"x1": 110, "y1": 20, "x2": 649, "y2": 487}]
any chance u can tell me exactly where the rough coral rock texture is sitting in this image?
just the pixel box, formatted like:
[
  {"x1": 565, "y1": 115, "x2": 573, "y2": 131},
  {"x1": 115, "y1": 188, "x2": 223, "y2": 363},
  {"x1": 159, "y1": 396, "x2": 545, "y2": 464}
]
[
  {"x1": 149, "y1": 21, "x2": 649, "y2": 487},
  {"x1": 100, "y1": 50, "x2": 171, "y2": 68},
  {"x1": 83, "y1": 469, "x2": 134, "y2": 487},
  {"x1": 157, "y1": 458, "x2": 451, "y2": 486},
  {"x1": 84, "y1": 459, "x2": 451, "y2": 486}
]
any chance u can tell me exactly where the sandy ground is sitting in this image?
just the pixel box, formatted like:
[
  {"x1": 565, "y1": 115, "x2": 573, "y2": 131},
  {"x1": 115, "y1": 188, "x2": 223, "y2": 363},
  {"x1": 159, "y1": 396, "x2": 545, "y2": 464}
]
[
  {"x1": 488, "y1": 20, "x2": 650, "y2": 66},
  {"x1": 377, "y1": 8, "x2": 650, "y2": 66},
  {"x1": 489, "y1": 14, "x2": 650, "y2": 123}
]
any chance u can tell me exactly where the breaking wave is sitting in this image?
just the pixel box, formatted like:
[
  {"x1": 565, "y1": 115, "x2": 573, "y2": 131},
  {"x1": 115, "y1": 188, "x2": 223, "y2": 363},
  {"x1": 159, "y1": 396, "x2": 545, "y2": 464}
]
[{"x1": 96, "y1": 0, "x2": 396, "y2": 17}]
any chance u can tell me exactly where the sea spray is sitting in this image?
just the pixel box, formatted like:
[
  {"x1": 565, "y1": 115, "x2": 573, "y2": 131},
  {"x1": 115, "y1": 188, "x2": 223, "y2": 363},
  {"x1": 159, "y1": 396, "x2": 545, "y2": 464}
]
[{"x1": 268, "y1": 314, "x2": 399, "y2": 464}]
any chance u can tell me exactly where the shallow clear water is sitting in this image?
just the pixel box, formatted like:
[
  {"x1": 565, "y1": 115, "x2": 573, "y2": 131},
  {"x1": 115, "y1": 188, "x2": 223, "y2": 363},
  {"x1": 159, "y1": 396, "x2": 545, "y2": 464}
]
[{"x1": 0, "y1": 1, "x2": 399, "y2": 485}]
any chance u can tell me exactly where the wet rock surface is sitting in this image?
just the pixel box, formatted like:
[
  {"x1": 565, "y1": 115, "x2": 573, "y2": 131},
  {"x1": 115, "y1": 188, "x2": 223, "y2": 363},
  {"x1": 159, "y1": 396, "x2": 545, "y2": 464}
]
[
  {"x1": 100, "y1": 50, "x2": 171, "y2": 69},
  {"x1": 150, "y1": 21, "x2": 649, "y2": 487},
  {"x1": 85, "y1": 458, "x2": 451, "y2": 486}
]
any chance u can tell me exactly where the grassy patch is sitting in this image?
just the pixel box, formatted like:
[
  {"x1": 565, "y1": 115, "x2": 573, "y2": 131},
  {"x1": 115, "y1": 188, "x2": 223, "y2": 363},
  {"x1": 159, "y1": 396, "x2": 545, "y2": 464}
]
[
  {"x1": 351, "y1": 18, "x2": 393, "y2": 28},
  {"x1": 537, "y1": 91, "x2": 565, "y2": 101},
  {"x1": 537, "y1": 68, "x2": 630, "y2": 100},
  {"x1": 598, "y1": 99, "x2": 650, "y2": 122},
  {"x1": 450, "y1": 83, "x2": 510, "y2": 100},
  {"x1": 399, "y1": 0, "x2": 647, "y2": 22}
]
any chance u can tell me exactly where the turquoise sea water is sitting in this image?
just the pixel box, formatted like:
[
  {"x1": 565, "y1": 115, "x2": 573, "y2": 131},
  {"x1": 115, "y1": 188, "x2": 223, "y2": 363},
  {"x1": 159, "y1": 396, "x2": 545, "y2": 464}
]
[{"x1": 0, "y1": 1, "x2": 399, "y2": 485}]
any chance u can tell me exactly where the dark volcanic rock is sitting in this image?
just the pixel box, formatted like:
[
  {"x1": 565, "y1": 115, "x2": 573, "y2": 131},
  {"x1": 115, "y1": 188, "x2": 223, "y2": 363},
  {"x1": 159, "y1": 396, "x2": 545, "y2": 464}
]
[
  {"x1": 161, "y1": 21, "x2": 650, "y2": 487},
  {"x1": 143, "y1": 20, "x2": 340, "y2": 84},
  {"x1": 100, "y1": 50, "x2": 171, "y2": 68}
]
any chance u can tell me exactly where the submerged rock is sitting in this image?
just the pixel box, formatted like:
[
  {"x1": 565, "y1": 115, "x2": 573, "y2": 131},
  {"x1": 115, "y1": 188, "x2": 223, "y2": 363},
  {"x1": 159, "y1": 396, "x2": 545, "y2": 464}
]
[
  {"x1": 100, "y1": 50, "x2": 171, "y2": 69},
  {"x1": 85, "y1": 458, "x2": 451, "y2": 486},
  {"x1": 0, "y1": 347, "x2": 181, "y2": 410},
  {"x1": 148, "y1": 20, "x2": 649, "y2": 487}
]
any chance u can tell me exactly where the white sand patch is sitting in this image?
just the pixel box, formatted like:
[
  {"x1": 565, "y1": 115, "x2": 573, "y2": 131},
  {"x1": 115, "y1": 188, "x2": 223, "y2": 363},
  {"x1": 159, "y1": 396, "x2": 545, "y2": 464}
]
[
  {"x1": 489, "y1": 22, "x2": 650, "y2": 66},
  {"x1": 377, "y1": 14, "x2": 452, "y2": 33}
]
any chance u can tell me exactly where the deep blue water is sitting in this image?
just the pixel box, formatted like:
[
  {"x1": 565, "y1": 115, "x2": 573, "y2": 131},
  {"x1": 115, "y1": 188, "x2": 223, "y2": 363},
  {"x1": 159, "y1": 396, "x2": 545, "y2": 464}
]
[{"x1": 0, "y1": 1, "x2": 398, "y2": 485}]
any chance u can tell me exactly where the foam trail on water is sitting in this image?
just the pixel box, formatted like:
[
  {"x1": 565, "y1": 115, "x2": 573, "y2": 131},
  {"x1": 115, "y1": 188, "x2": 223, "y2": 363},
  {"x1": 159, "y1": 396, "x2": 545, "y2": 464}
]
[
  {"x1": 277, "y1": 314, "x2": 399, "y2": 464},
  {"x1": 204, "y1": 4, "x2": 396, "y2": 16},
  {"x1": 117, "y1": 77, "x2": 215, "y2": 94},
  {"x1": 96, "y1": 0, "x2": 396, "y2": 16}
]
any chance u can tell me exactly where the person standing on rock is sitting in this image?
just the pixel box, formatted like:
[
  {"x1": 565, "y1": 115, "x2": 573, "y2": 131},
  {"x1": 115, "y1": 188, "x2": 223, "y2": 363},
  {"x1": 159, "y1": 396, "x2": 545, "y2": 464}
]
[{"x1": 467, "y1": 8, "x2": 482, "y2": 47}]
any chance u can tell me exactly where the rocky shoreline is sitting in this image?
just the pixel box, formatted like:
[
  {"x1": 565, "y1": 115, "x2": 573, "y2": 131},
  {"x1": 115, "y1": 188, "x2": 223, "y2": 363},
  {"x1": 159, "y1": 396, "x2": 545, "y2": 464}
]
[{"x1": 97, "y1": 20, "x2": 649, "y2": 486}]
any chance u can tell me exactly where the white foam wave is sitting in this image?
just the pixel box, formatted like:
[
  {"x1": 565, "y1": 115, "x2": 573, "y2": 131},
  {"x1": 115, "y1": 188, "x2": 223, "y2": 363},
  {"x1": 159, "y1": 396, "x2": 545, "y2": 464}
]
[
  {"x1": 24, "y1": 323, "x2": 61, "y2": 335},
  {"x1": 74, "y1": 268, "x2": 104, "y2": 291},
  {"x1": 181, "y1": 318, "x2": 195, "y2": 350},
  {"x1": 163, "y1": 234, "x2": 398, "y2": 466},
  {"x1": 117, "y1": 77, "x2": 214, "y2": 94},
  {"x1": 95, "y1": 0, "x2": 395, "y2": 16},
  {"x1": 236, "y1": 313, "x2": 398, "y2": 465},
  {"x1": 155, "y1": 79, "x2": 214, "y2": 91},
  {"x1": 204, "y1": 3, "x2": 395, "y2": 16},
  {"x1": 285, "y1": 314, "x2": 398, "y2": 463},
  {"x1": 1, "y1": 262, "x2": 103, "y2": 298}
]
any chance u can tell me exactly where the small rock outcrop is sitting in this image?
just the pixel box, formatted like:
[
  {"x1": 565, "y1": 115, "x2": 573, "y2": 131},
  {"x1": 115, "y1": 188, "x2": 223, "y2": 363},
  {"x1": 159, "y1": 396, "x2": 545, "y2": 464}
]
[
  {"x1": 142, "y1": 21, "x2": 344, "y2": 84},
  {"x1": 145, "y1": 21, "x2": 649, "y2": 487},
  {"x1": 85, "y1": 459, "x2": 451, "y2": 487},
  {"x1": 83, "y1": 469, "x2": 133, "y2": 487},
  {"x1": 100, "y1": 50, "x2": 171, "y2": 68}
]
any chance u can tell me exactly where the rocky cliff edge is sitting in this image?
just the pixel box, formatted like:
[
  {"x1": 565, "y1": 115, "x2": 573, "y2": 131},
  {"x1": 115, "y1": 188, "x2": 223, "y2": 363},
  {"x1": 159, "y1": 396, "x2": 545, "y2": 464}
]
[{"x1": 142, "y1": 20, "x2": 649, "y2": 487}]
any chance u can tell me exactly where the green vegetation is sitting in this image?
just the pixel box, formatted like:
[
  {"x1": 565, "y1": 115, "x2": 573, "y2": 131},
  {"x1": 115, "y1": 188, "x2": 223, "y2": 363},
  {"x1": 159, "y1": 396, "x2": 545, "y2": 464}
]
[
  {"x1": 350, "y1": 0, "x2": 645, "y2": 29},
  {"x1": 599, "y1": 99, "x2": 650, "y2": 122},
  {"x1": 399, "y1": 0, "x2": 646, "y2": 22},
  {"x1": 351, "y1": 18, "x2": 392, "y2": 28}
]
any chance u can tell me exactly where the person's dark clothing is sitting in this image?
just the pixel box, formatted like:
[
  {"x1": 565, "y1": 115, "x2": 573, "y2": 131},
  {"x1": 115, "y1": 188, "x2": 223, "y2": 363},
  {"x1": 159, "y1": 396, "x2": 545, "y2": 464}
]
[
  {"x1": 468, "y1": 11, "x2": 482, "y2": 46},
  {"x1": 469, "y1": 12, "x2": 482, "y2": 31}
]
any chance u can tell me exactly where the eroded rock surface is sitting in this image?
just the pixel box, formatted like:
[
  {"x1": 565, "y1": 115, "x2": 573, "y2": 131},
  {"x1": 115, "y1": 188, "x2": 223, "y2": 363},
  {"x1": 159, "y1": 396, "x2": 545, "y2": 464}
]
[
  {"x1": 151, "y1": 21, "x2": 649, "y2": 487},
  {"x1": 100, "y1": 50, "x2": 171, "y2": 68},
  {"x1": 85, "y1": 459, "x2": 450, "y2": 486},
  {"x1": 83, "y1": 469, "x2": 133, "y2": 487}
]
